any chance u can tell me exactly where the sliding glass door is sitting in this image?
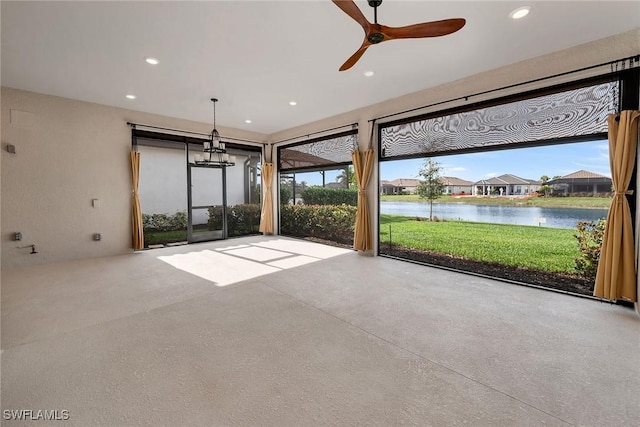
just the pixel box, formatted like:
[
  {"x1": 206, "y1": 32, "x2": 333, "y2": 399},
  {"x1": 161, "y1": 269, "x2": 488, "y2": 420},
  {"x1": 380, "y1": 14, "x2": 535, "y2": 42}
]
[{"x1": 187, "y1": 164, "x2": 226, "y2": 243}]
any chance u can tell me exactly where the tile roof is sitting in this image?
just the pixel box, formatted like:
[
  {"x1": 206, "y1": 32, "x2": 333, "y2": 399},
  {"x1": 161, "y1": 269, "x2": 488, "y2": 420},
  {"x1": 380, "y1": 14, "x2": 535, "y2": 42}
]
[
  {"x1": 390, "y1": 178, "x2": 421, "y2": 187},
  {"x1": 440, "y1": 176, "x2": 474, "y2": 186},
  {"x1": 475, "y1": 177, "x2": 508, "y2": 185},
  {"x1": 560, "y1": 170, "x2": 609, "y2": 179},
  {"x1": 474, "y1": 174, "x2": 539, "y2": 185},
  {"x1": 497, "y1": 174, "x2": 539, "y2": 184}
]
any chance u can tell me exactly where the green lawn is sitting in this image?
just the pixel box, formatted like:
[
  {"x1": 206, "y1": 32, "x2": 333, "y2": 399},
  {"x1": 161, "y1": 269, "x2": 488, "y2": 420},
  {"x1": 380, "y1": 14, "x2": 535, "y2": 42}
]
[
  {"x1": 380, "y1": 194, "x2": 611, "y2": 209},
  {"x1": 380, "y1": 214, "x2": 579, "y2": 273},
  {"x1": 144, "y1": 230, "x2": 187, "y2": 246}
]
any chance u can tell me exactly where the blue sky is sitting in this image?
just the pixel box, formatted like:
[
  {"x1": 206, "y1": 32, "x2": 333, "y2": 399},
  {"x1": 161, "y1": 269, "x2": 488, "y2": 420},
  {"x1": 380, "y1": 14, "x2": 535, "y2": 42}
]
[
  {"x1": 380, "y1": 140, "x2": 610, "y2": 182},
  {"x1": 285, "y1": 140, "x2": 610, "y2": 186},
  {"x1": 287, "y1": 169, "x2": 344, "y2": 187}
]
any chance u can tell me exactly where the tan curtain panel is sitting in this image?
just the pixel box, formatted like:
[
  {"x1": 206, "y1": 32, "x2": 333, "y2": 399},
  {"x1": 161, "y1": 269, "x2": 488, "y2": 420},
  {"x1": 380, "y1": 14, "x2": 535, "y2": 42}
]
[
  {"x1": 594, "y1": 111, "x2": 640, "y2": 302},
  {"x1": 130, "y1": 151, "x2": 144, "y2": 250},
  {"x1": 259, "y1": 163, "x2": 274, "y2": 234},
  {"x1": 352, "y1": 149, "x2": 375, "y2": 251}
]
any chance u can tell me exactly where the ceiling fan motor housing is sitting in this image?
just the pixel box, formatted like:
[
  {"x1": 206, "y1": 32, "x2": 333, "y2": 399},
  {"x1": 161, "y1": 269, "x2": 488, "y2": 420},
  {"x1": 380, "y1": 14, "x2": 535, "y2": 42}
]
[{"x1": 368, "y1": 33, "x2": 385, "y2": 44}]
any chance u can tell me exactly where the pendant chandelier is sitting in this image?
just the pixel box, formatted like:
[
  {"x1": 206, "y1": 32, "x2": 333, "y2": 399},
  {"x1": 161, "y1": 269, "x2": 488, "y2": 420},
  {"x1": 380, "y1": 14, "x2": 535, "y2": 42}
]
[{"x1": 194, "y1": 98, "x2": 235, "y2": 167}]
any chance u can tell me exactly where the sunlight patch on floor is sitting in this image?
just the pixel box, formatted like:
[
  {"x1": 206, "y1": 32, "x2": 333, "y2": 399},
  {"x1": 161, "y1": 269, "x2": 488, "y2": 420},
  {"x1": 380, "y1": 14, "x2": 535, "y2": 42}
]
[
  {"x1": 253, "y1": 239, "x2": 353, "y2": 258},
  {"x1": 158, "y1": 249, "x2": 279, "y2": 286},
  {"x1": 266, "y1": 255, "x2": 319, "y2": 269},
  {"x1": 157, "y1": 238, "x2": 352, "y2": 287},
  {"x1": 222, "y1": 246, "x2": 292, "y2": 263}
]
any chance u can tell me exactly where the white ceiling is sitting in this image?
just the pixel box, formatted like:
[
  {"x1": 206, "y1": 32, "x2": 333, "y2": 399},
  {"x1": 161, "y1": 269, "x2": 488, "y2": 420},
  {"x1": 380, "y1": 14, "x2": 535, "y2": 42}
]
[{"x1": 2, "y1": 1, "x2": 639, "y2": 135}]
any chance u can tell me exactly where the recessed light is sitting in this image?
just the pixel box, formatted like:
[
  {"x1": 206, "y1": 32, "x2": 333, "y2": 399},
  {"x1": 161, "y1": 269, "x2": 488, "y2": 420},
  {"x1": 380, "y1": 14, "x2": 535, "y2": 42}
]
[
  {"x1": 126, "y1": 94, "x2": 136, "y2": 100},
  {"x1": 245, "y1": 119, "x2": 252, "y2": 124},
  {"x1": 289, "y1": 101, "x2": 297, "y2": 106},
  {"x1": 364, "y1": 70, "x2": 374, "y2": 77},
  {"x1": 145, "y1": 57, "x2": 159, "y2": 65},
  {"x1": 510, "y1": 6, "x2": 530, "y2": 19}
]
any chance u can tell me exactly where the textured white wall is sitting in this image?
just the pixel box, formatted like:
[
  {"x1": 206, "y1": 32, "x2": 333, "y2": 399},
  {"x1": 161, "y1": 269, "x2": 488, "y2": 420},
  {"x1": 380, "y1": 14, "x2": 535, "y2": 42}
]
[
  {"x1": 1, "y1": 91, "x2": 131, "y2": 268},
  {"x1": 1, "y1": 89, "x2": 266, "y2": 269}
]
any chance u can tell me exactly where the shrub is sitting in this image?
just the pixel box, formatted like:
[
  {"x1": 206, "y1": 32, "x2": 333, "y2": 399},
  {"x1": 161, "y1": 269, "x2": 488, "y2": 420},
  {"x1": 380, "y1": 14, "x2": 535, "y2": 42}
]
[
  {"x1": 208, "y1": 204, "x2": 261, "y2": 237},
  {"x1": 142, "y1": 213, "x2": 155, "y2": 230},
  {"x1": 142, "y1": 211, "x2": 187, "y2": 232},
  {"x1": 227, "y1": 204, "x2": 261, "y2": 236},
  {"x1": 280, "y1": 204, "x2": 356, "y2": 245},
  {"x1": 574, "y1": 219, "x2": 606, "y2": 279},
  {"x1": 169, "y1": 211, "x2": 187, "y2": 230},
  {"x1": 208, "y1": 206, "x2": 223, "y2": 231},
  {"x1": 301, "y1": 187, "x2": 358, "y2": 206}
]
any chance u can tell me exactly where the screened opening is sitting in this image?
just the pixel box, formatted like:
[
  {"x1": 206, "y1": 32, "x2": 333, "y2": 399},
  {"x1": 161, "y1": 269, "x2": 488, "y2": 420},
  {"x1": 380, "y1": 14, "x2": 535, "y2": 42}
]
[
  {"x1": 378, "y1": 77, "x2": 623, "y2": 296},
  {"x1": 135, "y1": 130, "x2": 261, "y2": 248},
  {"x1": 381, "y1": 80, "x2": 617, "y2": 159},
  {"x1": 280, "y1": 131, "x2": 356, "y2": 171},
  {"x1": 278, "y1": 130, "x2": 358, "y2": 247},
  {"x1": 222, "y1": 150, "x2": 261, "y2": 238}
]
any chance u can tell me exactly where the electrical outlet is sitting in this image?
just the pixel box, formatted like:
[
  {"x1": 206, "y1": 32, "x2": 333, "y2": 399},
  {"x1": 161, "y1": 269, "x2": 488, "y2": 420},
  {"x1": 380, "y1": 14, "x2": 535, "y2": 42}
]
[
  {"x1": 14, "y1": 232, "x2": 22, "y2": 241},
  {"x1": 93, "y1": 233, "x2": 101, "y2": 241}
]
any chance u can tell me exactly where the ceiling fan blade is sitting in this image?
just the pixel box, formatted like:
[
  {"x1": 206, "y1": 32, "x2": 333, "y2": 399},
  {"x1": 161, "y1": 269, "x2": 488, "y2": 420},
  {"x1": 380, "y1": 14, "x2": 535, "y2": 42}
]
[
  {"x1": 382, "y1": 18, "x2": 466, "y2": 40},
  {"x1": 332, "y1": 0, "x2": 370, "y2": 31},
  {"x1": 339, "y1": 42, "x2": 371, "y2": 71}
]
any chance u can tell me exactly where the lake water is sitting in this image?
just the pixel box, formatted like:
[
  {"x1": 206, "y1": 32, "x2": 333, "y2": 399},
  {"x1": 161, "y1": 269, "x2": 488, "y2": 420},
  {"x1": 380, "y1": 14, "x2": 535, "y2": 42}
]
[{"x1": 380, "y1": 201, "x2": 608, "y2": 229}]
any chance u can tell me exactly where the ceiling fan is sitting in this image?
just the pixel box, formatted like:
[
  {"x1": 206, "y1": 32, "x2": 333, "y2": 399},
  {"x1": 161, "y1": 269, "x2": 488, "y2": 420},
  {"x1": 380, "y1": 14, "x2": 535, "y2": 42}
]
[{"x1": 332, "y1": 0, "x2": 466, "y2": 71}]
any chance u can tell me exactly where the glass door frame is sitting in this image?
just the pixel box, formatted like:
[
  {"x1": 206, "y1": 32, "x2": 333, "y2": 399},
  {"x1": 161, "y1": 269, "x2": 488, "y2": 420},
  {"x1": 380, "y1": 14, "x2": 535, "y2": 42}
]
[{"x1": 186, "y1": 152, "x2": 228, "y2": 244}]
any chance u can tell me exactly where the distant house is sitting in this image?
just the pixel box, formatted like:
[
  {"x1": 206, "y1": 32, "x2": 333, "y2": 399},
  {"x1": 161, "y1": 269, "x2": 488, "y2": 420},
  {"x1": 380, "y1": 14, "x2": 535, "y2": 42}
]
[
  {"x1": 380, "y1": 178, "x2": 422, "y2": 195},
  {"x1": 440, "y1": 176, "x2": 473, "y2": 195},
  {"x1": 392, "y1": 178, "x2": 421, "y2": 194},
  {"x1": 379, "y1": 180, "x2": 397, "y2": 195},
  {"x1": 473, "y1": 174, "x2": 540, "y2": 196},
  {"x1": 546, "y1": 170, "x2": 612, "y2": 196}
]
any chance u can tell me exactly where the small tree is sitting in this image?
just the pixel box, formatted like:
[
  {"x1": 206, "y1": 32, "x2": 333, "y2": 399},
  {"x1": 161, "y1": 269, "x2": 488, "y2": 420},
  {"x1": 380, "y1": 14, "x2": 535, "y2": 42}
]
[
  {"x1": 540, "y1": 175, "x2": 550, "y2": 183},
  {"x1": 416, "y1": 158, "x2": 445, "y2": 221},
  {"x1": 538, "y1": 184, "x2": 552, "y2": 197}
]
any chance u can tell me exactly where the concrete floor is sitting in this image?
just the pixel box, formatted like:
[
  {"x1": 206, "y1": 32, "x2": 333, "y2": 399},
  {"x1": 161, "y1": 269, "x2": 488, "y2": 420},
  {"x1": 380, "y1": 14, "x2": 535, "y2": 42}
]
[{"x1": 2, "y1": 235, "x2": 639, "y2": 426}]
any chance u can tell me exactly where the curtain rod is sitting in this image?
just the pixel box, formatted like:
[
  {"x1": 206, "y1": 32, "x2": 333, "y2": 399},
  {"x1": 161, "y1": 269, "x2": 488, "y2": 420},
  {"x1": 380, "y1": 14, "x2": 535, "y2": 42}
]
[
  {"x1": 126, "y1": 122, "x2": 267, "y2": 145},
  {"x1": 370, "y1": 54, "x2": 640, "y2": 123},
  {"x1": 271, "y1": 122, "x2": 359, "y2": 145}
]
